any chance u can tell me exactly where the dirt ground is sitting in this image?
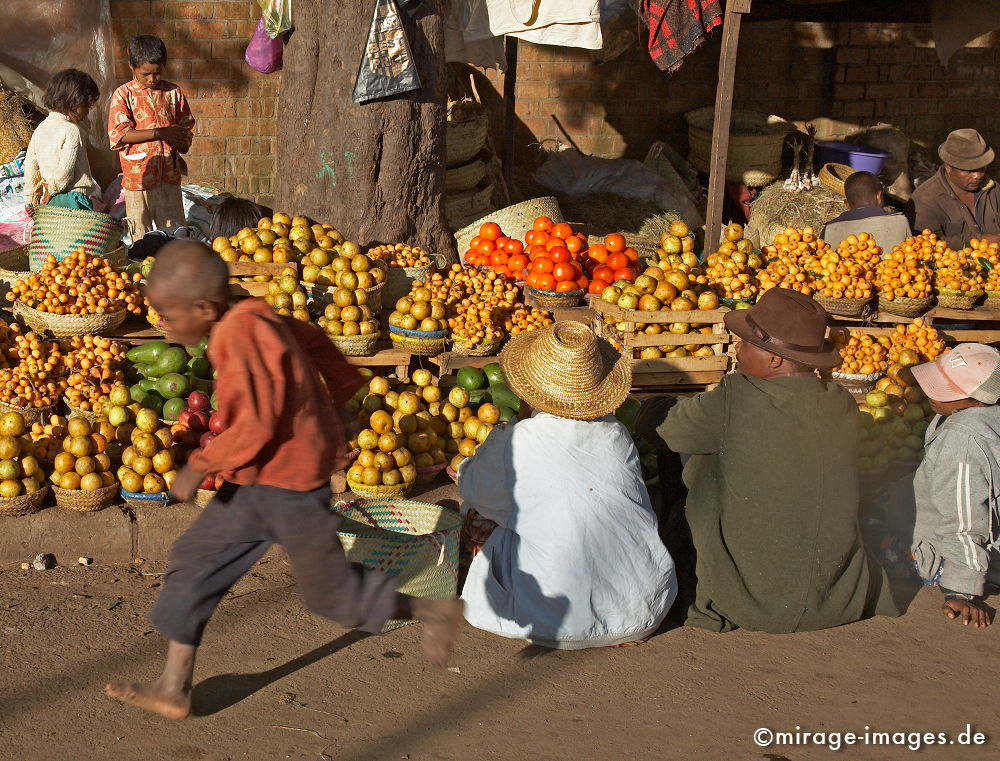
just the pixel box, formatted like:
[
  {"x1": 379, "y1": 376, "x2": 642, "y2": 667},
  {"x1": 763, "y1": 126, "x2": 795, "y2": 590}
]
[{"x1": 1, "y1": 554, "x2": 997, "y2": 761}]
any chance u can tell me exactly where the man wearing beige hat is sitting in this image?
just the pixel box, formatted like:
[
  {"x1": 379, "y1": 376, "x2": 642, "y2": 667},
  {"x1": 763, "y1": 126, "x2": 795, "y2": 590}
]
[{"x1": 907, "y1": 128, "x2": 1000, "y2": 249}]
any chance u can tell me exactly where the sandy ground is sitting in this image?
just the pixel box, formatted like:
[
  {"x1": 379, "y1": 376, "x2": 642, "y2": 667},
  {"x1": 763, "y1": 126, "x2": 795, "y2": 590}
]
[{"x1": 1, "y1": 554, "x2": 997, "y2": 761}]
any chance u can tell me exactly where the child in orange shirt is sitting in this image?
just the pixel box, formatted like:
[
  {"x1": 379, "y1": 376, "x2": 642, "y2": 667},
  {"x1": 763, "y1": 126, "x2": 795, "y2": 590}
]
[
  {"x1": 105, "y1": 241, "x2": 461, "y2": 719},
  {"x1": 108, "y1": 35, "x2": 195, "y2": 240}
]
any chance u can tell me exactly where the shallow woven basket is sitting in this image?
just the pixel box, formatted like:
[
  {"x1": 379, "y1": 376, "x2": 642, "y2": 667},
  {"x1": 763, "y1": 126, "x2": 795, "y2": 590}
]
[
  {"x1": 818, "y1": 163, "x2": 856, "y2": 197},
  {"x1": 54, "y1": 483, "x2": 118, "y2": 512},
  {"x1": 194, "y1": 489, "x2": 217, "y2": 508},
  {"x1": 0, "y1": 399, "x2": 56, "y2": 427},
  {"x1": 0, "y1": 245, "x2": 31, "y2": 291},
  {"x1": 13, "y1": 301, "x2": 127, "y2": 338},
  {"x1": 935, "y1": 289, "x2": 983, "y2": 310},
  {"x1": 446, "y1": 103, "x2": 489, "y2": 167},
  {"x1": 526, "y1": 286, "x2": 585, "y2": 309},
  {"x1": 63, "y1": 396, "x2": 104, "y2": 423},
  {"x1": 333, "y1": 498, "x2": 462, "y2": 630},
  {"x1": 877, "y1": 294, "x2": 934, "y2": 318},
  {"x1": 120, "y1": 489, "x2": 171, "y2": 510},
  {"x1": 812, "y1": 294, "x2": 873, "y2": 318},
  {"x1": 0, "y1": 485, "x2": 49, "y2": 518},
  {"x1": 986, "y1": 291, "x2": 1000, "y2": 311},
  {"x1": 415, "y1": 462, "x2": 447, "y2": 485},
  {"x1": 445, "y1": 155, "x2": 488, "y2": 193},
  {"x1": 450, "y1": 333, "x2": 505, "y2": 356},
  {"x1": 388, "y1": 325, "x2": 447, "y2": 357},
  {"x1": 329, "y1": 333, "x2": 380, "y2": 356},
  {"x1": 445, "y1": 179, "x2": 495, "y2": 231},
  {"x1": 686, "y1": 107, "x2": 794, "y2": 186},
  {"x1": 454, "y1": 196, "x2": 563, "y2": 254},
  {"x1": 345, "y1": 477, "x2": 413, "y2": 500},
  {"x1": 829, "y1": 370, "x2": 883, "y2": 397}
]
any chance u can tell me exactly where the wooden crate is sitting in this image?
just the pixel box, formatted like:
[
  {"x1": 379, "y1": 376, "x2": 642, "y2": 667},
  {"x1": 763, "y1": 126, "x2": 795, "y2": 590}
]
[
  {"x1": 827, "y1": 304, "x2": 1000, "y2": 345},
  {"x1": 589, "y1": 296, "x2": 732, "y2": 389},
  {"x1": 227, "y1": 261, "x2": 295, "y2": 297}
]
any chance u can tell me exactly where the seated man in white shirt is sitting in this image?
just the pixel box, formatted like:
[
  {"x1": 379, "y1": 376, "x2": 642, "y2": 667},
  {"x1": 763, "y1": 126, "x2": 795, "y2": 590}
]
[{"x1": 822, "y1": 171, "x2": 911, "y2": 251}]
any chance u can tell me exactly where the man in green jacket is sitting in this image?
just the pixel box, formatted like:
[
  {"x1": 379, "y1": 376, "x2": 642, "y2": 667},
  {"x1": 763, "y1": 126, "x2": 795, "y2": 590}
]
[{"x1": 638, "y1": 288, "x2": 899, "y2": 633}]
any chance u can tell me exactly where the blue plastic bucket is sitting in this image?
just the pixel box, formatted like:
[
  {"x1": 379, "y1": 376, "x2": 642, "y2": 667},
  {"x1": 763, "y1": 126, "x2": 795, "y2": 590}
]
[{"x1": 815, "y1": 141, "x2": 891, "y2": 175}]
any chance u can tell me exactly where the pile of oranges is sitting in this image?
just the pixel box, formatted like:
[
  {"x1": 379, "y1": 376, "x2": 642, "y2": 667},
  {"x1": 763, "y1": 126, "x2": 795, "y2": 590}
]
[
  {"x1": 830, "y1": 329, "x2": 892, "y2": 375},
  {"x1": 7, "y1": 250, "x2": 144, "y2": 316}
]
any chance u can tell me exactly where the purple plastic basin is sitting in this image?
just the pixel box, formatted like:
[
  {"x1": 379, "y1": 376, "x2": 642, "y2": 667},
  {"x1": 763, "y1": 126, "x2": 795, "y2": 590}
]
[{"x1": 815, "y1": 140, "x2": 891, "y2": 175}]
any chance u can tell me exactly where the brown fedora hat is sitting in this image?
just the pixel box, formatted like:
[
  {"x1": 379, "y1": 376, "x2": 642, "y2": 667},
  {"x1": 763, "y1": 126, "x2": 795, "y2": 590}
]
[
  {"x1": 724, "y1": 288, "x2": 841, "y2": 369},
  {"x1": 939, "y1": 128, "x2": 995, "y2": 171}
]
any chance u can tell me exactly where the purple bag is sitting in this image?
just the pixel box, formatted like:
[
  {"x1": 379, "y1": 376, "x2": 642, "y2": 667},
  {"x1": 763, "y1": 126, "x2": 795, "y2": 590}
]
[{"x1": 245, "y1": 17, "x2": 284, "y2": 74}]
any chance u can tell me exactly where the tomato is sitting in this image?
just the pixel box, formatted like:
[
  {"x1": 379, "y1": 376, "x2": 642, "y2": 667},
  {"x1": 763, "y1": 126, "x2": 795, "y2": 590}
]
[
  {"x1": 475, "y1": 254, "x2": 491, "y2": 267},
  {"x1": 623, "y1": 247, "x2": 639, "y2": 264},
  {"x1": 477, "y1": 239, "x2": 496, "y2": 255},
  {"x1": 504, "y1": 239, "x2": 524, "y2": 256},
  {"x1": 555, "y1": 280, "x2": 576, "y2": 292},
  {"x1": 551, "y1": 222, "x2": 573, "y2": 240},
  {"x1": 529, "y1": 245, "x2": 548, "y2": 260},
  {"x1": 570, "y1": 260, "x2": 584, "y2": 276},
  {"x1": 565, "y1": 235, "x2": 585, "y2": 254},
  {"x1": 470, "y1": 235, "x2": 482, "y2": 249},
  {"x1": 507, "y1": 254, "x2": 528, "y2": 273},
  {"x1": 525, "y1": 272, "x2": 540, "y2": 288},
  {"x1": 549, "y1": 246, "x2": 570, "y2": 263},
  {"x1": 606, "y1": 253, "x2": 629, "y2": 271},
  {"x1": 592, "y1": 264, "x2": 615, "y2": 283},
  {"x1": 587, "y1": 243, "x2": 609, "y2": 264},
  {"x1": 494, "y1": 265, "x2": 511, "y2": 277},
  {"x1": 479, "y1": 222, "x2": 502, "y2": 241},
  {"x1": 613, "y1": 267, "x2": 636, "y2": 281},
  {"x1": 552, "y1": 262, "x2": 575, "y2": 282},
  {"x1": 536, "y1": 273, "x2": 556, "y2": 291},
  {"x1": 532, "y1": 257, "x2": 554, "y2": 274},
  {"x1": 464, "y1": 249, "x2": 477, "y2": 263},
  {"x1": 576, "y1": 274, "x2": 590, "y2": 290},
  {"x1": 490, "y1": 250, "x2": 508, "y2": 267},
  {"x1": 533, "y1": 216, "x2": 553, "y2": 232},
  {"x1": 605, "y1": 233, "x2": 626, "y2": 252},
  {"x1": 545, "y1": 236, "x2": 566, "y2": 252},
  {"x1": 588, "y1": 278, "x2": 610, "y2": 294}
]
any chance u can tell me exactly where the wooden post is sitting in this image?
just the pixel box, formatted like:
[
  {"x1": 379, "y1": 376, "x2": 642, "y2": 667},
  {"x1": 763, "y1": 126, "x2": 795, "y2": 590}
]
[
  {"x1": 502, "y1": 37, "x2": 519, "y2": 192},
  {"x1": 704, "y1": 0, "x2": 752, "y2": 255}
]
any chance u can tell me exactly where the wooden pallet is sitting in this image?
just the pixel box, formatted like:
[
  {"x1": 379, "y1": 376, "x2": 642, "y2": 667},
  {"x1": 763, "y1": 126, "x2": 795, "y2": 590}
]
[{"x1": 227, "y1": 261, "x2": 296, "y2": 297}]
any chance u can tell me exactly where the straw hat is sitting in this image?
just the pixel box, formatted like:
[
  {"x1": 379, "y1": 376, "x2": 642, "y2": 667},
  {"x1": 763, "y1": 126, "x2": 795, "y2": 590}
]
[
  {"x1": 939, "y1": 129, "x2": 995, "y2": 170},
  {"x1": 499, "y1": 321, "x2": 631, "y2": 420}
]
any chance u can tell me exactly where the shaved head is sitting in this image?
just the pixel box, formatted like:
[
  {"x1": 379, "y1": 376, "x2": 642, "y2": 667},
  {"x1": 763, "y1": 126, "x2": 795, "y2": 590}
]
[{"x1": 146, "y1": 240, "x2": 229, "y2": 303}]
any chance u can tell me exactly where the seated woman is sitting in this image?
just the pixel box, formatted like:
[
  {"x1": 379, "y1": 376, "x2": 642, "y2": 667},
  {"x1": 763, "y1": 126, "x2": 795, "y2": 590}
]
[{"x1": 458, "y1": 321, "x2": 677, "y2": 649}]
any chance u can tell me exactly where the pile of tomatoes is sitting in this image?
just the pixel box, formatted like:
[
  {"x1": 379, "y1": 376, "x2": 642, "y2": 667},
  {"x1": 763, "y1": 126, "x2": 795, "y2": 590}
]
[{"x1": 462, "y1": 217, "x2": 640, "y2": 295}]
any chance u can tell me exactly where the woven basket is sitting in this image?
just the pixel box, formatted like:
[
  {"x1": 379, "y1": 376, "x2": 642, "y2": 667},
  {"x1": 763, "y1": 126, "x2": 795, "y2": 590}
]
[
  {"x1": 0, "y1": 85, "x2": 41, "y2": 164},
  {"x1": 454, "y1": 196, "x2": 563, "y2": 255},
  {"x1": 333, "y1": 498, "x2": 462, "y2": 630},
  {"x1": 686, "y1": 107, "x2": 795, "y2": 186},
  {"x1": 0, "y1": 485, "x2": 49, "y2": 518},
  {"x1": 382, "y1": 256, "x2": 446, "y2": 307},
  {"x1": 812, "y1": 293, "x2": 873, "y2": 318},
  {"x1": 415, "y1": 462, "x2": 447, "y2": 485},
  {"x1": 63, "y1": 396, "x2": 104, "y2": 423},
  {"x1": 445, "y1": 155, "x2": 488, "y2": 193},
  {"x1": 54, "y1": 483, "x2": 118, "y2": 512},
  {"x1": 445, "y1": 179, "x2": 495, "y2": 232},
  {"x1": 0, "y1": 399, "x2": 56, "y2": 427},
  {"x1": 446, "y1": 103, "x2": 489, "y2": 167},
  {"x1": 306, "y1": 280, "x2": 384, "y2": 314},
  {"x1": 329, "y1": 333, "x2": 380, "y2": 356},
  {"x1": 13, "y1": 301, "x2": 128, "y2": 338},
  {"x1": 0, "y1": 245, "x2": 31, "y2": 292},
  {"x1": 829, "y1": 370, "x2": 883, "y2": 397},
  {"x1": 121, "y1": 489, "x2": 171, "y2": 510},
  {"x1": 29, "y1": 206, "x2": 122, "y2": 268},
  {"x1": 450, "y1": 333, "x2": 505, "y2": 356},
  {"x1": 935, "y1": 289, "x2": 983, "y2": 310},
  {"x1": 818, "y1": 163, "x2": 856, "y2": 197},
  {"x1": 526, "y1": 286, "x2": 585, "y2": 309},
  {"x1": 877, "y1": 294, "x2": 934, "y2": 318},
  {"x1": 389, "y1": 325, "x2": 447, "y2": 356},
  {"x1": 194, "y1": 489, "x2": 217, "y2": 508},
  {"x1": 986, "y1": 290, "x2": 1000, "y2": 311},
  {"x1": 346, "y1": 477, "x2": 413, "y2": 500}
]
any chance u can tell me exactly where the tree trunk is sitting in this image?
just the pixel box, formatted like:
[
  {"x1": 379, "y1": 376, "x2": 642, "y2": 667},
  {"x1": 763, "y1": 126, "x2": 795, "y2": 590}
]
[{"x1": 275, "y1": 0, "x2": 457, "y2": 262}]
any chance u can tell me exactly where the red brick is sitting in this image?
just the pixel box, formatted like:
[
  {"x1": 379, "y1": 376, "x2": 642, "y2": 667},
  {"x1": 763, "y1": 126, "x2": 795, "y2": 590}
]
[
  {"x1": 169, "y1": 2, "x2": 208, "y2": 20},
  {"x1": 213, "y1": 1, "x2": 252, "y2": 19},
  {"x1": 833, "y1": 83, "x2": 865, "y2": 100},
  {"x1": 836, "y1": 47, "x2": 869, "y2": 65},
  {"x1": 516, "y1": 81, "x2": 550, "y2": 99},
  {"x1": 228, "y1": 20, "x2": 257, "y2": 37},
  {"x1": 185, "y1": 20, "x2": 226, "y2": 39},
  {"x1": 842, "y1": 100, "x2": 875, "y2": 118},
  {"x1": 865, "y1": 82, "x2": 906, "y2": 99},
  {"x1": 206, "y1": 118, "x2": 245, "y2": 137},
  {"x1": 113, "y1": 0, "x2": 151, "y2": 19},
  {"x1": 844, "y1": 65, "x2": 879, "y2": 82}
]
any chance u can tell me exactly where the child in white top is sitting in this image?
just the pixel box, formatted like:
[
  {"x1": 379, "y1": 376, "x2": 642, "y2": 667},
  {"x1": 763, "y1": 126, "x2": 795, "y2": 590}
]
[{"x1": 22, "y1": 69, "x2": 100, "y2": 210}]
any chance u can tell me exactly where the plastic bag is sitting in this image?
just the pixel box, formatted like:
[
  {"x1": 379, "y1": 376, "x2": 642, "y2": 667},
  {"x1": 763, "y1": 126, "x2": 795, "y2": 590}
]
[
  {"x1": 245, "y1": 16, "x2": 285, "y2": 74},
  {"x1": 353, "y1": 0, "x2": 421, "y2": 104},
  {"x1": 256, "y1": 0, "x2": 293, "y2": 38}
]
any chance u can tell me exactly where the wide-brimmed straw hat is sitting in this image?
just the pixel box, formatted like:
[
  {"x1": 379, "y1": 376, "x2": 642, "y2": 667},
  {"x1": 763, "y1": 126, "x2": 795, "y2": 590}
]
[
  {"x1": 499, "y1": 321, "x2": 631, "y2": 420},
  {"x1": 939, "y1": 128, "x2": 995, "y2": 170},
  {"x1": 724, "y1": 288, "x2": 841, "y2": 369}
]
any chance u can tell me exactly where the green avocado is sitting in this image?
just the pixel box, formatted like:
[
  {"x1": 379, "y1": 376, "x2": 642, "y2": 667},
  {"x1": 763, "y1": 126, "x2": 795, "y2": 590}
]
[
  {"x1": 136, "y1": 378, "x2": 158, "y2": 393},
  {"x1": 130, "y1": 386, "x2": 165, "y2": 414},
  {"x1": 468, "y1": 388, "x2": 490, "y2": 406},
  {"x1": 191, "y1": 376, "x2": 213, "y2": 394},
  {"x1": 188, "y1": 356, "x2": 212, "y2": 380},
  {"x1": 210, "y1": 392, "x2": 219, "y2": 410},
  {"x1": 185, "y1": 335, "x2": 209, "y2": 358},
  {"x1": 498, "y1": 405, "x2": 517, "y2": 423},
  {"x1": 157, "y1": 372, "x2": 191, "y2": 399},
  {"x1": 162, "y1": 397, "x2": 186, "y2": 421},
  {"x1": 456, "y1": 366, "x2": 487, "y2": 391},
  {"x1": 146, "y1": 347, "x2": 187, "y2": 378},
  {"x1": 483, "y1": 362, "x2": 505, "y2": 385},
  {"x1": 614, "y1": 396, "x2": 641, "y2": 434},
  {"x1": 126, "y1": 340, "x2": 169, "y2": 364},
  {"x1": 487, "y1": 382, "x2": 521, "y2": 413}
]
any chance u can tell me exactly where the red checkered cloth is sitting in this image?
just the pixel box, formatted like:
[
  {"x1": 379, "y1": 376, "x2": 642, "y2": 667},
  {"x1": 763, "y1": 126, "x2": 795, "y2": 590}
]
[{"x1": 644, "y1": 0, "x2": 723, "y2": 73}]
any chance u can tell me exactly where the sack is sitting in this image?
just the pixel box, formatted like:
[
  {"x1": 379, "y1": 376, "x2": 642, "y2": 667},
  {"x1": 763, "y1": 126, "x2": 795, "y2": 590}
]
[
  {"x1": 245, "y1": 16, "x2": 285, "y2": 74},
  {"x1": 255, "y1": 0, "x2": 293, "y2": 37},
  {"x1": 353, "y1": 0, "x2": 421, "y2": 104}
]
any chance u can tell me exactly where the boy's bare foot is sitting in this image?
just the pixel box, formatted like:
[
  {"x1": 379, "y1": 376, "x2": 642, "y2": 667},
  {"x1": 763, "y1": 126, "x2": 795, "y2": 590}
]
[
  {"x1": 411, "y1": 597, "x2": 463, "y2": 668},
  {"x1": 104, "y1": 681, "x2": 192, "y2": 719}
]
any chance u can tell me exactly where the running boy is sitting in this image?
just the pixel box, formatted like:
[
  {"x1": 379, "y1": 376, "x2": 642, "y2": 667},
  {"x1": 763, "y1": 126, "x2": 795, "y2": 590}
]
[
  {"x1": 108, "y1": 35, "x2": 195, "y2": 239},
  {"x1": 105, "y1": 241, "x2": 461, "y2": 719},
  {"x1": 910, "y1": 343, "x2": 1000, "y2": 629}
]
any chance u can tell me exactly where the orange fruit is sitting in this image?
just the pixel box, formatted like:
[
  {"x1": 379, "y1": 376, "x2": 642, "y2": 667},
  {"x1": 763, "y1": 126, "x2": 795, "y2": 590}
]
[
  {"x1": 533, "y1": 216, "x2": 553, "y2": 232},
  {"x1": 605, "y1": 233, "x2": 626, "y2": 252},
  {"x1": 479, "y1": 222, "x2": 501, "y2": 241}
]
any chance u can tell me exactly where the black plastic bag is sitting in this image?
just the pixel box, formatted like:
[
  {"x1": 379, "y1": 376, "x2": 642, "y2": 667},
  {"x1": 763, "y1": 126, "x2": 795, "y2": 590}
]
[{"x1": 352, "y1": 0, "x2": 421, "y2": 104}]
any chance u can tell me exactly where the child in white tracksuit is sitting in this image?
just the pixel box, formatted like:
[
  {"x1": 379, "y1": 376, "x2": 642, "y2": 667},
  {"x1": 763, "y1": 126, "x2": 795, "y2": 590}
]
[{"x1": 911, "y1": 343, "x2": 1000, "y2": 628}]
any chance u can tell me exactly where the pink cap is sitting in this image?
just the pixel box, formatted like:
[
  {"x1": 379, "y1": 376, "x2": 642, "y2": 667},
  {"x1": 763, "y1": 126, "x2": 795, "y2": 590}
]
[{"x1": 910, "y1": 343, "x2": 1000, "y2": 404}]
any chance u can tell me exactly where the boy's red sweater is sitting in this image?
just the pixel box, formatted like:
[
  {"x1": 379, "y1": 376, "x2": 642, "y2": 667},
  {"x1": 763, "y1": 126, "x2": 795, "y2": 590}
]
[{"x1": 187, "y1": 299, "x2": 363, "y2": 491}]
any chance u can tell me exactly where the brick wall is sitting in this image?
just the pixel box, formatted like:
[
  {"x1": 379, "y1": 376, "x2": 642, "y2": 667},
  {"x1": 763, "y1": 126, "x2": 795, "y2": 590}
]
[{"x1": 108, "y1": 0, "x2": 278, "y2": 204}]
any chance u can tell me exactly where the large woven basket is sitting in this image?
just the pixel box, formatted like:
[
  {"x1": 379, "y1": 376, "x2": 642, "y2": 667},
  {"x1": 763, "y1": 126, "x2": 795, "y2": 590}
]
[
  {"x1": 446, "y1": 102, "x2": 489, "y2": 168},
  {"x1": 329, "y1": 333, "x2": 380, "y2": 356},
  {"x1": 818, "y1": 163, "x2": 855, "y2": 197},
  {"x1": 53, "y1": 483, "x2": 118, "y2": 512},
  {"x1": 382, "y1": 256, "x2": 446, "y2": 307},
  {"x1": 63, "y1": 396, "x2": 105, "y2": 423},
  {"x1": 194, "y1": 489, "x2": 217, "y2": 508},
  {"x1": 388, "y1": 325, "x2": 447, "y2": 356},
  {"x1": 0, "y1": 246, "x2": 31, "y2": 293},
  {"x1": 526, "y1": 286, "x2": 585, "y2": 309},
  {"x1": 0, "y1": 485, "x2": 49, "y2": 518},
  {"x1": 445, "y1": 179, "x2": 495, "y2": 232},
  {"x1": 686, "y1": 107, "x2": 795, "y2": 186},
  {"x1": 986, "y1": 290, "x2": 1000, "y2": 311},
  {"x1": 333, "y1": 498, "x2": 462, "y2": 631},
  {"x1": 13, "y1": 301, "x2": 128, "y2": 338},
  {"x1": 29, "y1": 206, "x2": 122, "y2": 268},
  {"x1": 877, "y1": 294, "x2": 934, "y2": 318},
  {"x1": 450, "y1": 333, "x2": 505, "y2": 356},
  {"x1": 454, "y1": 196, "x2": 563, "y2": 254},
  {"x1": 0, "y1": 399, "x2": 56, "y2": 427},
  {"x1": 935, "y1": 289, "x2": 983, "y2": 310},
  {"x1": 812, "y1": 293, "x2": 872, "y2": 318},
  {"x1": 0, "y1": 85, "x2": 41, "y2": 164},
  {"x1": 445, "y1": 155, "x2": 489, "y2": 193},
  {"x1": 345, "y1": 477, "x2": 413, "y2": 500}
]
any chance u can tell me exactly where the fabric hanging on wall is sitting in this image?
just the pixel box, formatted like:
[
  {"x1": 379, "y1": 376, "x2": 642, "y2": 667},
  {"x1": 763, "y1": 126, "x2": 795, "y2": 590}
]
[
  {"x1": 931, "y1": 0, "x2": 1000, "y2": 66},
  {"x1": 643, "y1": 0, "x2": 722, "y2": 73},
  {"x1": 465, "y1": 0, "x2": 604, "y2": 50}
]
